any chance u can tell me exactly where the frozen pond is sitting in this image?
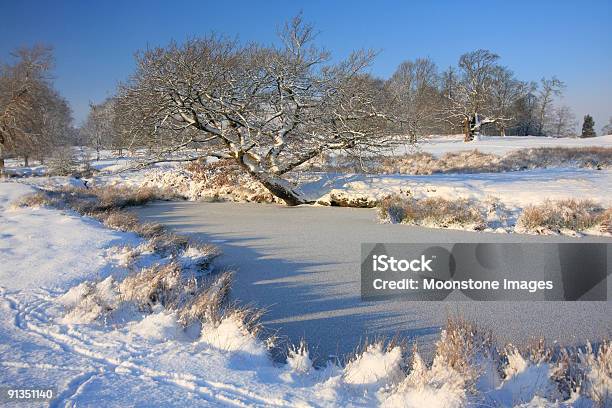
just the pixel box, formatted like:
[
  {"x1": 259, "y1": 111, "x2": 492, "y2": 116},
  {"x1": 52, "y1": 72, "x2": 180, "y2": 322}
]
[{"x1": 135, "y1": 201, "x2": 612, "y2": 362}]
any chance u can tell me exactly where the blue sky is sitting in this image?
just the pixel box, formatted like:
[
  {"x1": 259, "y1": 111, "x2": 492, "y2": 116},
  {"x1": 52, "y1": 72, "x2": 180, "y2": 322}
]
[{"x1": 1, "y1": 0, "x2": 610, "y2": 129}]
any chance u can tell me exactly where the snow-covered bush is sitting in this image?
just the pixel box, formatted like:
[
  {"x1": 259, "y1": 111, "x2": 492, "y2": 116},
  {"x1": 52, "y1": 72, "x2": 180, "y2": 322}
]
[
  {"x1": 343, "y1": 340, "x2": 405, "y2": 388},
  {"x1": 99, "y1": 210, "x2": 140, "y2": 232},
  {"x1": 129, "y1": 309, "x2": 187, "y2": 342},
  {"x1": 59, "y1": 276, "x2": 120, "y2": 323},
  {"x1": 14, "y1": 184, "x2": 171, "y2": 214},
  {"x1": 286, "y1": 340, "x2": 313, "y2": 375},
  {"x1": 380, "y1": 149, "x2": 502, "y2": 175},
  {"x1": 199, "y1": 310, "x2": 267, "y2": 356},
  {"x1": 378, "y1": 194, "x2": 486, "y2": 230},
  {"x1": 47, "y1": 147, "x2": 88, "y2": 177},
  {"x1": 516, "y1": 199, "x2": 610, "y2": 234},
  {"x1": 119, "y1": 263, "x2": 190, "y2": 310},
  {"x1": 382, "y1": 347, "x2": 468, "y2": 408},
  {"x1": 9, "y1": 191, "x2": 57, "y2": 209},
  {"x1": 176, "y1": 271, "x2": 233, "y2": 325},
  {"x1": 578, "y1": 341, "x2": 612, "y2": 406},
  {"x1": 502, "y1": 146, "x2": 612, "y2": 170},
  {"x1": 141, "y1": 159, "x2": 282, "y2": 203}
]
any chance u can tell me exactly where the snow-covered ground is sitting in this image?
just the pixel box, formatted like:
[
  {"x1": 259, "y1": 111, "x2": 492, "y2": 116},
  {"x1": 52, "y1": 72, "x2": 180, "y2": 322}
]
[
  {"x1": 401, "y1": 134, "x2": 612, "y2": 157},
  {"x1": 1, "y1": 182, "x2": 610, "y2": 407},
  {"x1": 302, "y1": 167, "x2": 612, "y2": 208}
]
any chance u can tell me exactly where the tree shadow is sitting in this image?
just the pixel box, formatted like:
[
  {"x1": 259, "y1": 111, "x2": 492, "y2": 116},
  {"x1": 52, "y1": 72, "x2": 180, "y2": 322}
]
[{"x1": 133, "y1": 201, "x2": 441, "y2": 363}]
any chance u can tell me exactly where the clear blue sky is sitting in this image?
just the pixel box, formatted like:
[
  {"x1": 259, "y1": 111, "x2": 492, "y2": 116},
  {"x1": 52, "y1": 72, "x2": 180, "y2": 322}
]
[{"x1": 1, "y1": 0, "x2": 610, "y2": 129}]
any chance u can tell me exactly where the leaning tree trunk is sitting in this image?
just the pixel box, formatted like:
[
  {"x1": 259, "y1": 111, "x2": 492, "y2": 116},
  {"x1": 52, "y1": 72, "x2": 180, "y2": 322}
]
[{"x1": 239, "y1": 161, "x2": 311, "y2": 206}]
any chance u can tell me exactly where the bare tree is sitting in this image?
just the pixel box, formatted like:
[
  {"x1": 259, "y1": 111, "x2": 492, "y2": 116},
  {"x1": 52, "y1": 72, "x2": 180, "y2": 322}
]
[
  {"x1": 601, "y1": 117, "x2": 612, "y2": 136},
  {"x1": 489, "y1": 66, "x2": 527, "y2": 136},
  {"x1": 117, "y1": 16, "x2": 395, "y2": 205},
  {"x1": 546, "y1": 105, "x2": 577, "y2": 137},
  {"x1": 442, "y1": 49, "x2": 509, "y2": 141},
  {"x1": 387, "y1": 58, "x2": 440, "y2": 143},
  {"x1": 0, "y1": 45, "x2": 71, "y2": 172},
  {"x1": 536, "y1": 76, "x2": 565, "y2": 136},
  {"x1": 508, "y1": 82, "x2": 538, "y2": 136},
  {"x1": 81, "y1": 99, "x2": 115, "y2": 160}
]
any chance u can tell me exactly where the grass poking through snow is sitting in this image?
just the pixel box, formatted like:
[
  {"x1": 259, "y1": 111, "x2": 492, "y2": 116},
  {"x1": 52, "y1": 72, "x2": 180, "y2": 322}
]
[
  {"x1": 377, "y1": 194, "x2": 486, "y2": 230},
  {"x1": 516, "y1": 199, "x2": 611, "y2": 234}
]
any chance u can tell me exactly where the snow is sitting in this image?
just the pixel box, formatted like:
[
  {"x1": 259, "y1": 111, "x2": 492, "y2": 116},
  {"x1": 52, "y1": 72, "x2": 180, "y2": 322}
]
[
  {"x1": 0, "y1": 182, "x2": 140, "y2": 290},
  {"x1": 343, "y1": 344, "x2": 404, "y2": 387},
  {"x1": 306, "y1": 167, "x2": 612, "y2": 208},
  {"x1": 408, "y1": 134, "x2": 612, "y2": 157},
  {"x1": 129, "y1": 309, "x2": 188, "y2": 343}
]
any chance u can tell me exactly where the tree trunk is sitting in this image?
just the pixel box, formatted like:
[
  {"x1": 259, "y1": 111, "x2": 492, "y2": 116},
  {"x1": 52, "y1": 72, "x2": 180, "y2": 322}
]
[
  {"x1": 239, "y1": 161, "x2": 311, "y2": 206},
  {"x1": 0, "y1": 146, "x2": 4, "y2": 177},
  {"x1": 251, "y1": 171, "x2": 310, "y2": 206},
  {"x1": 24, "y1": 156, "x2": 29, "y2": 167},
  {"x1": 463, "y1": 117, "x2": 474, "y2": 142}
]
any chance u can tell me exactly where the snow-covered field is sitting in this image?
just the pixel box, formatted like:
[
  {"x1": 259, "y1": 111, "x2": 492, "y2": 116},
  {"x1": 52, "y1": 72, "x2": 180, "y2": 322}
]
[{"x1": 402, "y1": 134, "x2": 612, "y2": 156}]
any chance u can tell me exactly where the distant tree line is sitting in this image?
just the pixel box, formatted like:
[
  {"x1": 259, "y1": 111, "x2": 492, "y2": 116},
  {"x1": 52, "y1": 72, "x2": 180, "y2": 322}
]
[
  {"x1": 0, "y1": 45, "x2": 74, "y2": 174},
  {"x1": 386, "y1": 52, "x2": 579, "y2": 140}
]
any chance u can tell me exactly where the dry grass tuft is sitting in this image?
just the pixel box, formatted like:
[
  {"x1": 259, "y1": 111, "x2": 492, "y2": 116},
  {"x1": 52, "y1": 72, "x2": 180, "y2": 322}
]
[
  {"x1": 517, "y1": 199, "x2": 608, "y2": 233},
  {"x1": 98, "y1": 210, "x2": 140, "y2": 232},
  {"x1": 378, "y1": 194, "x2": 485, "y2": 229},
  {"x1": 177, "y1": 271, "x2": 234, "y2": 325},
  {"x1": 10, "y1": 192, "x2": 57, "y2": 209},
  {"x1": 433, "y1": 317, "x2": 493, "y2": 389},
  {"x1": 119, "y1": 263, "x2": 188, "y2": 310},
  {"x1": 503, "y1": 146, "x2": 612, "y2": 170},
  {"x1": 379, "y1": 150, "x2": 501, "y2": 175},
  {"x1": 14, "y1": 185, "x2": 171, "y2": 214}
]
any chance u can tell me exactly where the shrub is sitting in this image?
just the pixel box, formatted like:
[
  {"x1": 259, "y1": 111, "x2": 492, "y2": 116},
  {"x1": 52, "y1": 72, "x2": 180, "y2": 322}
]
[
  {"x1": 378, "y1": 194, "x2": 485, "y2": 229},
  {"x1": 167, "y1": 158, "x2": 278, "y2": 203},
  {"x1": 14, "y1": 184, "x2": 171, "y2": 215},
  {"x1": 516, "y1": 199, "x2": 608, "y2": 233},
  {"x1": 98, "y1": 210, "x2": 140, "y2": 232},
  {"x1": 10, "y1": 192, "x2": 57, "y2": 209},
  {"x1": 177, "y1": 271, "x2": 234, "y2": 325},
  {"x1": 502, "y1": 147, "x2": 612, "y2": 170},
  {"x1": 46, "y1": 147, "x2": 83, "y2": 177},
  {"x1": 119, "y1": 263, "x2": 189, "y2": 310}
]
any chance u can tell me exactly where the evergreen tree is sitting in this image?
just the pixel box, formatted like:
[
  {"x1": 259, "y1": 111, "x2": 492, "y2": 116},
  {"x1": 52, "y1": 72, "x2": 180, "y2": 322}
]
[{"x1": 581, "y1": 114, "x2": 596, "y2": 138}]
